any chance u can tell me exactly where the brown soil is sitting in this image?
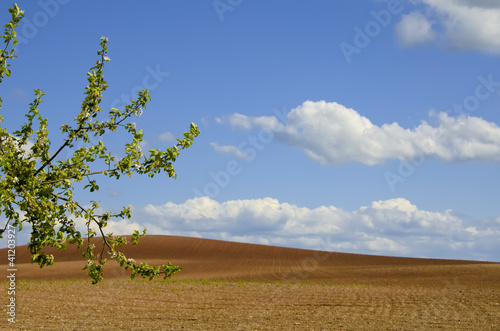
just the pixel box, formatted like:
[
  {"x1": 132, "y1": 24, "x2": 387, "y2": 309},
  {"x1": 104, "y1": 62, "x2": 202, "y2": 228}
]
[{"x1": 1, "y1": 235, "x2": 499, "y2": 330}]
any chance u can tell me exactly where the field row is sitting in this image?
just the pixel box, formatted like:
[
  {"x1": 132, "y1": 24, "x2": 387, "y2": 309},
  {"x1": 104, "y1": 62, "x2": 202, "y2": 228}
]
[{"x1": 2, "y1": 279, "x2": 499, "y2": 330}]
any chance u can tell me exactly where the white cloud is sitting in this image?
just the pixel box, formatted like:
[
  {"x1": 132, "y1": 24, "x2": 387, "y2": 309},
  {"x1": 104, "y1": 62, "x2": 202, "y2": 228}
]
[
  {"x1": 70, "y1": 208, "x2": 143, "y2": 237},
  {"x1": 210, "y1": 142, "x2": 252, "y2": 160},
  {"x1": 367, "y1": 237, "x2": 406, "y2": 252},
  {"x1": 397, "y1": 0, "x2": 500, "y2": 54},
  {"x1": 216, "y1": 113, "x2": 284, "y2": 132},
  {"x1": 219, "y1": 100, "x2": 500, "y2": 165},
  {"x1": 21, "y1": 139, "x2": 34, "y2": 153},
  {"x1": 157, "y1": 131, "x2": 175, "y2": 142},
  {"x1": 5, "y1": 196, "x2": 498, "y2": 261},
  {"x1": 135, "y1": 196, "x2": 500, "y2": 261},
  {"x1": 396, "y1": 11, "x2": 435, "y2": 46},
  {"x1": 0, "y1": 211, "x2": 143, "y2": 250},
  {"x1": 139, "y1": 140, "x2": 150, "y2": 150},
  {"x1": 9, "y1": 87, "x2": 29, "y2": 102},
  {"x1": 201, "y1": 117, "x2": 210, "y2": 127},
  {"x1": 101, "y1": 219, "x2": 143, "y2": 235}
]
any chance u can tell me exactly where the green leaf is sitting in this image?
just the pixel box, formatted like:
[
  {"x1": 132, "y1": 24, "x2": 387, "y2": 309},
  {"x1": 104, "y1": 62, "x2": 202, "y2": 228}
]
[{"x1": 0, "y1": 4, "x2": 198, "y2": 284}]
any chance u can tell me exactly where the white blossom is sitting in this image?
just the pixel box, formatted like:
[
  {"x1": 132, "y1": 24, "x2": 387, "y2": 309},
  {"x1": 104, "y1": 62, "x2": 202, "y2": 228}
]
[{"x1": 134, "y1": 108, "x2": 143, "y2": 116}]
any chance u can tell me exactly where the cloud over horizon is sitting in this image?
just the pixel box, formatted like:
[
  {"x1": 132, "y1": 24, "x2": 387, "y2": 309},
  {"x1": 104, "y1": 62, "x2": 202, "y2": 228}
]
[
  {"x1": 3, "y1": 197, "x2": 498, "y2": 262},
  {"x1": 218, "y1": 100, "x2": 500, "y2": 166},
  {"x1": 134, "y1": 196, "x2": 499, "y2": 262}
]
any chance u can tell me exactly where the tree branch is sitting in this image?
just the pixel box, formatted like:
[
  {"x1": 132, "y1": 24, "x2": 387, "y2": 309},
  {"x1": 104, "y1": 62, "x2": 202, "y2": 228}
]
[
  {"x1": 51, "y1": 193, "x2": 111, "y2": 251},
  {"x1": 34, "y1": 107, "x2": 139, "y2": 179},
  {"x1": 41, "y1": 168, "x2": 117, "y2": 186},
  {"x1": 33, "y1": 137, "x2": 71, "y2": 177}
]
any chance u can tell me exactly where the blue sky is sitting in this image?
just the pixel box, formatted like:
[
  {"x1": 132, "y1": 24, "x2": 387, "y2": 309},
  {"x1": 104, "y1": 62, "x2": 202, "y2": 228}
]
[{"x1": 2, "y1": 0, "x2": 500, "y2": 261}]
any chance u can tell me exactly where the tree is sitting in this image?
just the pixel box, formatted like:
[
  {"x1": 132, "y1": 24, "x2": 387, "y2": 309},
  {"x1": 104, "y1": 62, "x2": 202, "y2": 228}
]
[{"x1": 0, "y1": 4, "x2": 200, "y2": 284}]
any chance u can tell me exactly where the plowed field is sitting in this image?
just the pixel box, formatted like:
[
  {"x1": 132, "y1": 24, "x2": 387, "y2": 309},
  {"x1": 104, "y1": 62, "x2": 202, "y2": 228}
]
[{"x1": 1, "y1": 235, "x2": 499, "y2": 330}]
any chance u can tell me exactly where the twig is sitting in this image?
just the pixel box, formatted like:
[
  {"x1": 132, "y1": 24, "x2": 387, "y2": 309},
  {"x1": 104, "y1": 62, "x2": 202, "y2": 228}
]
[{"x1": 51, "y1": 193, "x2": 112, "y2": 251}]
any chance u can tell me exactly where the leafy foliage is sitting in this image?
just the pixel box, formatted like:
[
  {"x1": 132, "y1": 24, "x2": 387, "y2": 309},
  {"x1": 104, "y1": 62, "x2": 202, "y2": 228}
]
[{"x1": 0, "y1": 4, "x2": 200, "y2": 284}]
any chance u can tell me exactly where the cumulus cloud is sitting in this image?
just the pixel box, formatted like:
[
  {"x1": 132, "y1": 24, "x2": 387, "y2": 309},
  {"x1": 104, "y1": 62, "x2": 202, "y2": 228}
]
[
  {"x1": 396, "y1": 0, "x2": 500, "y2": 54},
  {"x1": 136, "y1": 196, "x2": 500, "y2": 261},
  {"x1": 4, "y1": 196, "x2": 498, "y2": 261},
  {"x1": 210, "y1": 142, "x2": 252, "y2": 160},
  {"x1": 68, "y1": 209, "x2": 143, "y2": 236},
  {"x1": 218, "y1": 100, "x2": 500, "y2": 166},
  {"x1": 0, "y1": 211, "x2": 143, "y2": 249},
  {"x1": 396, "y1": 11, "x2": 435, "y2": 46}
]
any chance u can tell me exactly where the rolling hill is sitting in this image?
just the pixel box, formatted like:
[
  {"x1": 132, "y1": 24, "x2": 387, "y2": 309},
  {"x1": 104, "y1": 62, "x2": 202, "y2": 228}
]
[{"x1": 2, "y1": 235, "x2": 498, "y2": 288}]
